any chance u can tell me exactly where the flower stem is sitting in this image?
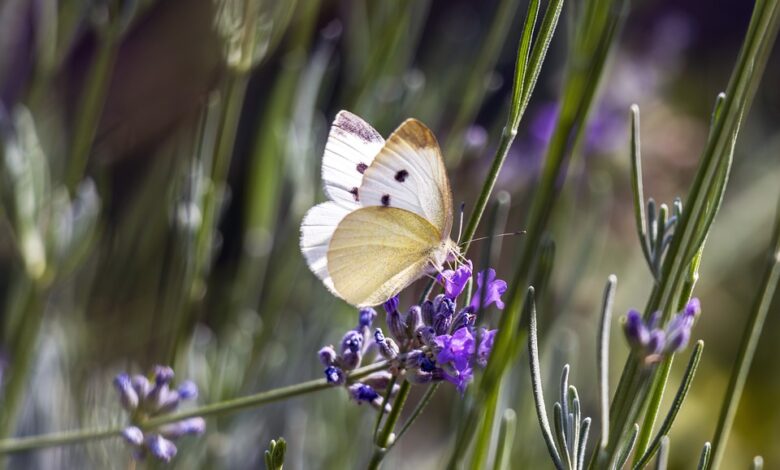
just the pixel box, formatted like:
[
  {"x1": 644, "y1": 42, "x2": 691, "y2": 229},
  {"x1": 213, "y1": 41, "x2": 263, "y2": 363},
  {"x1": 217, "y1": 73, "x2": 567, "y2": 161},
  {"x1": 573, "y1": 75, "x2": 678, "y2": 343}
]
[
  {"x1": 367, "y1": 380, "x2": 412, "y2": 470},
  {"x1": 709, "y1": 196, "x2": 780, "y2": 469},
  {"x1": 0, "y1": 360, "x2": 391, "y2": 455}
]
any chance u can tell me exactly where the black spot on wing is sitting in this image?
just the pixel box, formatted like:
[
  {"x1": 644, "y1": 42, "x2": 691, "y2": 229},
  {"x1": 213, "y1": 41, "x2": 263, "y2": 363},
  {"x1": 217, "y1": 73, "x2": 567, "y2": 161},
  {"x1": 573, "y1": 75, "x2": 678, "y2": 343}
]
[
  {"x1": 349, "y1": 187, "x2": 359, "y2": 201},
  {"x1": 381, "y1": 194, "x2": 391, "y2": 206},
  {"x1": 357, "y1": 162, "x2": 368, "y2": 174},
  {"x1": 394, "y1": 169, "x2": 409, "y2": 182}
]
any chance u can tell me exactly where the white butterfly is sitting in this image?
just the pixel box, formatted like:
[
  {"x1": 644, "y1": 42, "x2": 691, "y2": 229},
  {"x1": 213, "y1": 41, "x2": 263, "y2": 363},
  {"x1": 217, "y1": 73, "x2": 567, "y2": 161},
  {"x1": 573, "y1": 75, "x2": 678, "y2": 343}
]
[{"x1": 300, "y1": 111, "x2": 461, "y2": 307}]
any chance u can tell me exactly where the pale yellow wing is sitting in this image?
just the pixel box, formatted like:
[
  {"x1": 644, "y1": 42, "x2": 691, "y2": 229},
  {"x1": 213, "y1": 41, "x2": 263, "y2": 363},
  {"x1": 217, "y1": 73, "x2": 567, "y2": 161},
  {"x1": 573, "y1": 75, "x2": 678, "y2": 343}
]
[
  {"x1": 359, "y1": 119, "x2": 454, "y2": 238},
  {"x1": 328, "y1": 206, "x2": 443, "y2": 307}
]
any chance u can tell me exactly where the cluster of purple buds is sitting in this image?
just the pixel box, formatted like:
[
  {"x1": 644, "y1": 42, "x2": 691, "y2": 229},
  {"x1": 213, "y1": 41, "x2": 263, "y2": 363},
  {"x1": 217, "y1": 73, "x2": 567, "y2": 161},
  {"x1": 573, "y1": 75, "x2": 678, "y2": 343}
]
[
  {"x1": 114, "y1": 366, "x2": 205, "y2": 462},
  {"x1": 319, "y1": 307, "x2": 399, "y2": 410},
  {"x1": 623, "y1": 298, "x2": 701, "y2": 364},
  {"x1": 391, "y1": 261, "x2": 505, "y2": 392},
  {"x1": 325, "y1": 260, "x2": 507, "y2": 400}
]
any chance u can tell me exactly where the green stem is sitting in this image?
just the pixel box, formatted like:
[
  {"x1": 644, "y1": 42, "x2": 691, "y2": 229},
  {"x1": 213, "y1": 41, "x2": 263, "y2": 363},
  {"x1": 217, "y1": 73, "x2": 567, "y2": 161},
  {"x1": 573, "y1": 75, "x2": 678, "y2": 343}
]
[
  {"x1": 709, "y1": 197, "x2": 780, "y2": 469},
  {"x1": 0, "y1": 281, "x2": 44, "y2": 441},
  {"x1": 391, "y1": 383, "x2": 440, "y2": 445},
  {"x1": 0, "y1": 360, "x2": 391, "y2": 455},
  {"x1": 66, "y1": 31, "x2": 119, "y2": 193},
  {"x1": 368, "y1": 380, "x2": 412, "y2": 470},
  {"x1": 469, "y1": 385, "x2": 501, "y2": 469},
  {"x1": 444, "y1": 0, "x2": 523, "y2": 165}
]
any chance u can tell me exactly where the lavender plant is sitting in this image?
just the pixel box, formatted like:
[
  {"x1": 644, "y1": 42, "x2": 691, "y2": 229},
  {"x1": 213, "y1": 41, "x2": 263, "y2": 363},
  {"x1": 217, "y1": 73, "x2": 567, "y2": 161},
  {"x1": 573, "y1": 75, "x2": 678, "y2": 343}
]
[{"x1": 0, "y1": 0, "x2": 778, "y2": 468}]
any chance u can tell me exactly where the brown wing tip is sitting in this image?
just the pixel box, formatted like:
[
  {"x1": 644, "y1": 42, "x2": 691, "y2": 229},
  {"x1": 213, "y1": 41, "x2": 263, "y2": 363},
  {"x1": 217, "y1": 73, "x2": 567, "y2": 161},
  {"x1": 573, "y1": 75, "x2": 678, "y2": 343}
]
[{"x1": 392, "y1": 118, "x2": 439, "y2": 150}]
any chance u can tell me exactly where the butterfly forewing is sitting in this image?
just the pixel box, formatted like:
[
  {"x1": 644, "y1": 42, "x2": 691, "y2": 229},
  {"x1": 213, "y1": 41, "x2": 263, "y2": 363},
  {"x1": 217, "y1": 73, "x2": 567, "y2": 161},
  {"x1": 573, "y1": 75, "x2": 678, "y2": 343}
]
[
  {"x1": 358, "y1": 119, "x2": 454, "y2": 238},
  {"x1": 322, "y1": 111, "x2": 385, "y2": 209},
  {"x1": 327, "y1": 207, "x2": 443, "y2": 307}
]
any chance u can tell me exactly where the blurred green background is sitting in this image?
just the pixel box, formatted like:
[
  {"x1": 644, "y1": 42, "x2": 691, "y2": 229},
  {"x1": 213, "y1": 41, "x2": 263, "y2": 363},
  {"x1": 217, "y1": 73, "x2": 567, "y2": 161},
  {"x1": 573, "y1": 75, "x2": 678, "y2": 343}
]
[{"x1": 0, "y1": 0, "x2": 778, "y2": 468}]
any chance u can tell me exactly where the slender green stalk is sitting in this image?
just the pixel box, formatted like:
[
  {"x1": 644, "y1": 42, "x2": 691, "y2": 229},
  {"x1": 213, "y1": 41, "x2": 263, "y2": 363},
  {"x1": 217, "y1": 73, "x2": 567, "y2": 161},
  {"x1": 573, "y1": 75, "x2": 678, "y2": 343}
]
[
  {"x1": 634, "y1": 355, "x2": 673, "y2": 459},
  {"x1": 697, "y1": 442, "x2": 712, "y2": 470},
  {"x1": 709, "y1": 197, "x2": 780, "y2": 469},
  {"x1": 632, "y1": 342, "x2": 704, "y2": 469},
  {"x1": 492, "y1": 409, "x2": 517, "y2": 470},
  {"x1": 469, "y1": 383, "x2": 502, "y2": 469},
  {"x1": 392, "y1": 383, "x2": 440, "y2": 445},
  {"x1": 65, "y1": 31, "x2": 120, "y2": 193},
  {"x1": 0, "y1": 282, "x2": 43, "y2": 440},
  {"x1": 0, "y1": 360, "x2": 392, "y2": 454},
  {"x1": 373, "y1": 376, "x2": 397, "y2": 440},
  {"x1": 0, "y1": 427, "x2": 121, "y2": 455},
  {"x1": 459, "y1": 0, "x2": 561, "y2": 254},
  {"x1": 598, "y1": 276, "x2": 617, "y2": 449},
  {"x1": 367, "y1": 380, "x2": 412, "y2": 470},
  {"x1": 444, "y1": 0, "x2": 523, "y2": 164},
  {"x1": 527, "y1": 289, "x2": 564, "y2": 470}
]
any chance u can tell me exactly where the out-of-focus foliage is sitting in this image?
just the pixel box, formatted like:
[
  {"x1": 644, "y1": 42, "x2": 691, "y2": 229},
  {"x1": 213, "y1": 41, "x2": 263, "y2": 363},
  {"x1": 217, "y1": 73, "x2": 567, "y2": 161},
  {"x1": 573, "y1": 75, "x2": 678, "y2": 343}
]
[{"x1": 0, "y1": 0, "x2": 778, "y2": 468}]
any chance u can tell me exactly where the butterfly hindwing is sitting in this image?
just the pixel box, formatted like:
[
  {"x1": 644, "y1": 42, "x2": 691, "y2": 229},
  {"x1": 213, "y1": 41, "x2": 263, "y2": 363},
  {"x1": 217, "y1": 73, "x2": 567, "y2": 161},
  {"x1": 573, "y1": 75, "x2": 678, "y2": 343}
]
[
  {"x1": 322, "y1": 111, "x2": 385, "y2": 209},
  {"x1": 300, "y1": 201, "x2": 353, "y2": 294},
  {"x1": 327, "y1": 206, "x2": 442, "y2": 307},
  {"x1": 359, "y1": 119, "x2": 454, "y2": 237}
]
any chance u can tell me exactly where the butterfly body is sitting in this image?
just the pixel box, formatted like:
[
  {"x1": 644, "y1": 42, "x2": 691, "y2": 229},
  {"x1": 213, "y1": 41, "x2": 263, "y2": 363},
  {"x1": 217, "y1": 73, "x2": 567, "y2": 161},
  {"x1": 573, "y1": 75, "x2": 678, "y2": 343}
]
[{"x1": 300, "y1": 111, "x2": 457, "y2": 307}]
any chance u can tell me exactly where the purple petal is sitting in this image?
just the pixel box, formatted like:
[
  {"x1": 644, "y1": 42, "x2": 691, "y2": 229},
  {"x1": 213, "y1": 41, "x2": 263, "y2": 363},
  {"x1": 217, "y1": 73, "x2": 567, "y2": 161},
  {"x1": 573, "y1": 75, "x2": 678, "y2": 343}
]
[
  {"x1": 121, "y1": 426, "x2": 144, "y2": 447},
  {"x1": 177, "y1": 380, "x2": 198, "y2": 401},
  {"x1": 624, "y1": 309, "x2": 649, "y2": 347},
  {"x1": 159, "y1": 417, "x2": 206, "y2": 439},
  {"x1": 437, "y1": 261, "x2": 472, "y2": 299},
  {"x1": 145, "y1": 434, "x2": 177, "y2": 462},
  {"x1": 114, "y1": 373, "x2": 139, "y2": 411},
  {"x1": 469, "y1": 269, "x2": 507, "y2": 310}
]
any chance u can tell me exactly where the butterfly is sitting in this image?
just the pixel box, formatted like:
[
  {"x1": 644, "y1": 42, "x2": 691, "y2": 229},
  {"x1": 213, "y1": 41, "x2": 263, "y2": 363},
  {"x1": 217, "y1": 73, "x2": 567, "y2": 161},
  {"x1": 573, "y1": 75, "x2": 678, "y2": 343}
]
[{"x1": 300, "y1": 111, "x2": 461, "y2": 307}]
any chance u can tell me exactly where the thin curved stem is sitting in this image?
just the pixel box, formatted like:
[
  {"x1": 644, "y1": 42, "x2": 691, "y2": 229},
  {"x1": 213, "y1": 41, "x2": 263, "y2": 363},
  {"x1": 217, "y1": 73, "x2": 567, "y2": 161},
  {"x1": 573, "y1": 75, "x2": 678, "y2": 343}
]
[{"x1": 0, "y1": 360, "x2": 392, "y2": 454}]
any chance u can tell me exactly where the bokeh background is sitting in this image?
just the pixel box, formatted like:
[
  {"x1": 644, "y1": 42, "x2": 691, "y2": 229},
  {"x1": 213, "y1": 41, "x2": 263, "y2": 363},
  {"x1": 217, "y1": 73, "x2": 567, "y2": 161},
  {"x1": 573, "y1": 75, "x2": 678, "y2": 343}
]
[{"x1": 0, "y1": 0, "x2": 778, "y2": 468}]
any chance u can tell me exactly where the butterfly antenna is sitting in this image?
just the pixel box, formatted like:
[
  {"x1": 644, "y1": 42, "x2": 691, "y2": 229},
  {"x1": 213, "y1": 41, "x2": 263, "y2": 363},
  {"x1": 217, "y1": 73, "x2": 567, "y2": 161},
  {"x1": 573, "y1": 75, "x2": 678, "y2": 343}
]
[
  {"x1": 467, "y1": 231, "x2": 527, "y2": 243},
  {"x1": 456, "y1": 202, "x2": 465, "y2": 244}
]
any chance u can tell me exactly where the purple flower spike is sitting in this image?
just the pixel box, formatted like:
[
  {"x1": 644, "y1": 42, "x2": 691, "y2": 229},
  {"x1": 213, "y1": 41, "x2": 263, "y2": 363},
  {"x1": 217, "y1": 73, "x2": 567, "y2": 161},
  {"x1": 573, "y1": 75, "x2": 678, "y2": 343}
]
[
  {"x1": 318, "y1": 346, "x2": 338, "y2": 366},
  {"x1": 159, "y1": 418, "x2": 206, "y2": 439},
  {"x1": 470, "y1": 269, "x2": 507, "y2": 310},
  {"x1": 121, "y1": 426, "x2": 144, "y2": 446},
  {"x1": 324, "y1": 366, "x2": 345, "y2": 385},
  {"x1": 358, "y1": 307, "x2": 377, "y2": 328},
  {"x1": 153, "y1": 366, "x2": 175, "y2": 386},
  {"x1": 684, "y1": 298, "x2": 701, "y2": 317},
  {"x1": 624, "y1": 309, "x2": 649, "y2": 347},
  {"x1": 114, "y1": 374, "x2": 139, "y2": 411},
  {"x1": 131, "y1": 374, "x2": 151, "y2": 399},
  {"x1": 437, "y1": 261, "x2": 472, "y2": 300},
  {"x1": 146, "y1": 434, "x2": 178, "y2": 463},
  {"x1": 177, "y1": 380, "x2": 198, "y2": 401},
  {"x1": 349, "y1": 384, "x2": 380, "y2": 404},
  {"x1": 383, "y1": 296, "x2": 400, "y2": 315},
  {"x1": 435, "y1": 327, "x2": 475, "y2": 373},
  {"x1": 386, "y1": 307, "x2": 408, "y2": 342},
  {"x1": 340, "y1": 330, "x2": 363, "y2": 354},
  {"x1": 647, "y1": 330, "x2": 666, "y2": 355},
  {"x1": 476, "y1": 329, "x2": 497, "y2": 367},
  {"x1": 432, "y1": 297, "x2": 455, "y2": 335},
  {"x1": 444, "y1": 366, "x2": 473, "y2": 393}
]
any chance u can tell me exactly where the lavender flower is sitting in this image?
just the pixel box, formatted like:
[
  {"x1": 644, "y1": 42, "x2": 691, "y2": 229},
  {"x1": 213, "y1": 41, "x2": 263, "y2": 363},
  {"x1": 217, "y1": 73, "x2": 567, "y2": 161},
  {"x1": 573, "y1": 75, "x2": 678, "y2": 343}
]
[
  {"x1": 435, "y1": 327, "x2": 476, "y2": 393},
  {"x1": 358, "y1": 307, "x2": 377, "y2": 328},
  {"x1": 437, "y1": 261, "x2": 472, "y2": 299},
  {"x1": 114, "y1": 365, "x2": 205, "y2": 462},
  {"x1": 317, "y1": 259, "x2": 507, "y2": 400},
  {"x1": 469, "y1": 269, "x2": 507, "y2": 310},
  {"x1": 623, "y1": 298, "x2": 701, "y2": 363},
  {"x1": 476, "y1": 328, "x2": 497, "y2": 367},
  {"x1": 349, "y1": 383, "x2": 380, "y2": 404}
]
